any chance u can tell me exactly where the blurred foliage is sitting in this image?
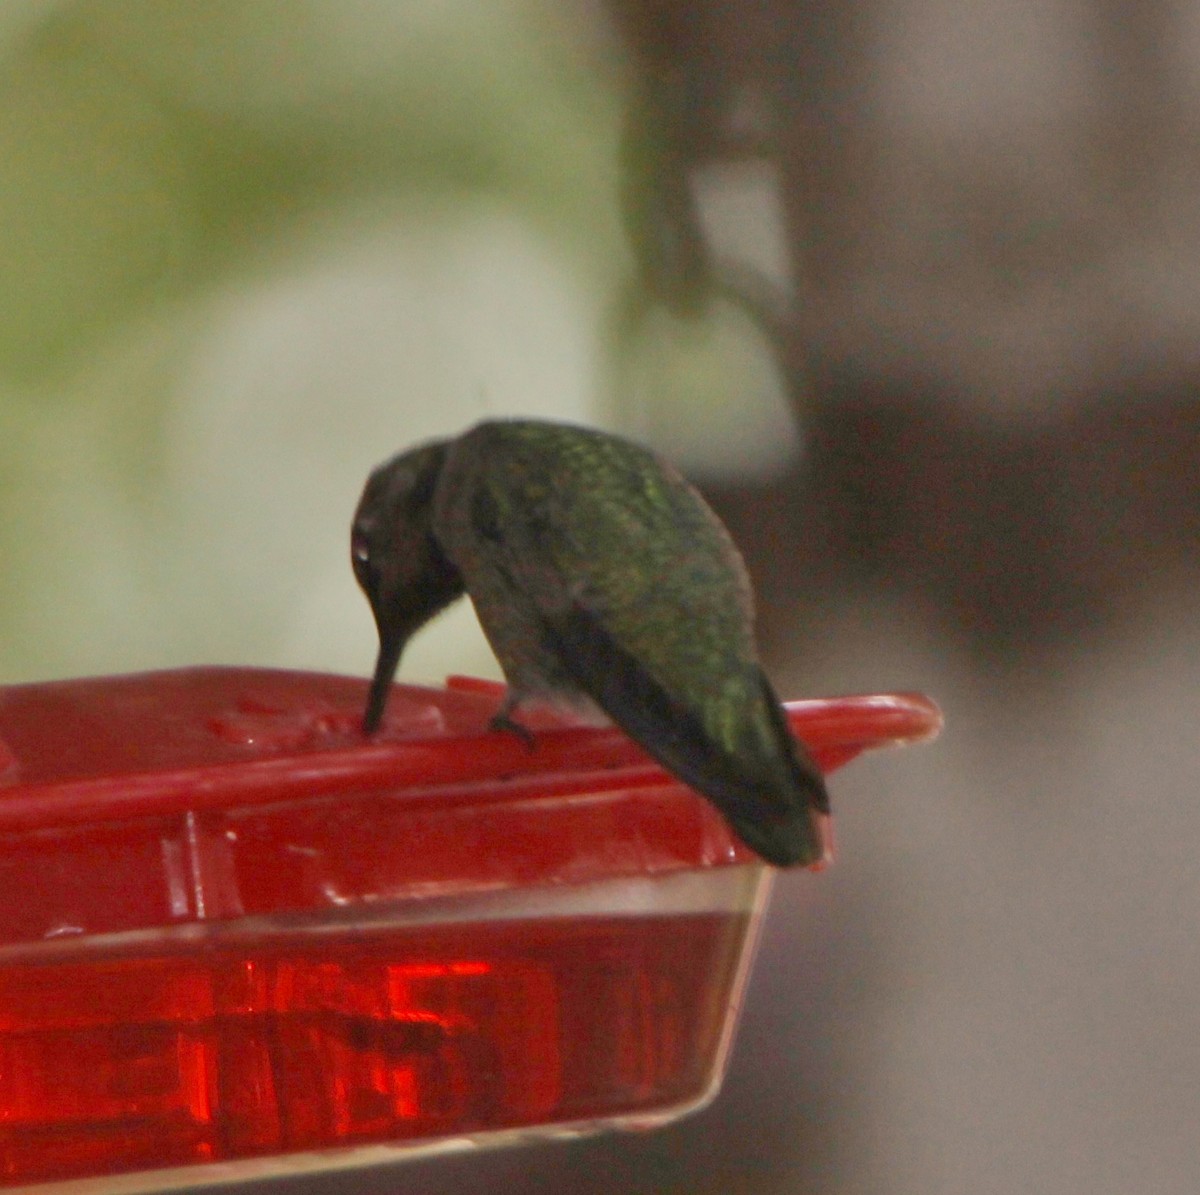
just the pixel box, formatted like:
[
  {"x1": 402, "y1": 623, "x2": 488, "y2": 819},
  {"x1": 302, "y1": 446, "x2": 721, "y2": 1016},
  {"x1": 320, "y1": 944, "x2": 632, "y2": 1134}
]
[
  {"x1": 0, "y1": 0, "x2": 633, "y2": 682},
  {"x1": 0, "y1": 0, "x2": 796, "y2": 685},
  {"x1": 0, "y1": 0, "x2": 625, "y2": 383}
]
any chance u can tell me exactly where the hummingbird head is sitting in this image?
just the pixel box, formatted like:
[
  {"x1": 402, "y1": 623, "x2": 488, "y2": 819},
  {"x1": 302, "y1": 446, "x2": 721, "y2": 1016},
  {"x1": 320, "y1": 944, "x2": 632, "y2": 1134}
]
[{"x1": 351, "y1": 440, "x2": 465, "y2": 733}]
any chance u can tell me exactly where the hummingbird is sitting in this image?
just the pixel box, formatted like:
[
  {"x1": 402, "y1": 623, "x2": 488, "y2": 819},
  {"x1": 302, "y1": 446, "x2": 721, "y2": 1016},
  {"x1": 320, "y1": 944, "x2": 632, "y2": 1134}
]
[{"x1": 350, "y1": 418, "x2": 829, "y2": 867}]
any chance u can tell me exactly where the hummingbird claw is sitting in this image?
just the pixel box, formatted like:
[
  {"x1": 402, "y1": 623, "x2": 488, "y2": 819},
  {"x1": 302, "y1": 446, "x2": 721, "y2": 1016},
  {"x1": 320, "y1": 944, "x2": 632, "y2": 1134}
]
[{"x1": 489, "y1": 701, "x2": 536, "y2": 749}]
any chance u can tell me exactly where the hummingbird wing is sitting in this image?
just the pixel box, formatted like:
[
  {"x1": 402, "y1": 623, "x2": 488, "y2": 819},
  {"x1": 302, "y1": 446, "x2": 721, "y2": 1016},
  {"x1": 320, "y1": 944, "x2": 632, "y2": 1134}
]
[
  {"x1": 542, "y1": 601, "x2": 829, "y2": 867},
  {"x1": 436, "y1": 421, "x2": 828, "y2": 867}
]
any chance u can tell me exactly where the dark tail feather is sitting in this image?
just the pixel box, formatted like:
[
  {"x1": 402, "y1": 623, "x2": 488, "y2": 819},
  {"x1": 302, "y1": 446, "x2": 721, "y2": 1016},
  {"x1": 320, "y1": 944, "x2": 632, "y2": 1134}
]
[{"x1": 544, "y1": 606, "x2": 828, "y2": 867}]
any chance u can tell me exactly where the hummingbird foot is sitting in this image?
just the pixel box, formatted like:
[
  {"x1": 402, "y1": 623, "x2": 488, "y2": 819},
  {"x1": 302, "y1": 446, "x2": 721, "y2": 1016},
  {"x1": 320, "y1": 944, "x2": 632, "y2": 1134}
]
[{"x1": 488, "y1": 700, "x2": 536, "y2": 749}]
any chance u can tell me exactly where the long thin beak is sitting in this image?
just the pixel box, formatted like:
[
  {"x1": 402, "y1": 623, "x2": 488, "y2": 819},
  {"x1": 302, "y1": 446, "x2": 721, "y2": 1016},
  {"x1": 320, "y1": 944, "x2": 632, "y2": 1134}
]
[{"x1": 362, "y1": 619, "x2": 406, "y2": 734}]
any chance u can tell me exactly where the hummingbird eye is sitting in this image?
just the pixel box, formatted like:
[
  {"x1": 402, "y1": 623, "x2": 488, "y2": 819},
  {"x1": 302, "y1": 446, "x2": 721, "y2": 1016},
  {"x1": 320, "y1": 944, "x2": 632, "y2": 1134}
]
[{"x1": 350, "y1": 529, "x2": 374, "y2": 586}]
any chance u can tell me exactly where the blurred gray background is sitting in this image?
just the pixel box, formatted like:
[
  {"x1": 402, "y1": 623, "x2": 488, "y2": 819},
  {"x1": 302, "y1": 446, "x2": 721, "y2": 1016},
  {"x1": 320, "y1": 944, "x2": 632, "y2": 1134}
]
[{"x1": 2, "y1": 2, "x2": 1198, "y2": 1192}]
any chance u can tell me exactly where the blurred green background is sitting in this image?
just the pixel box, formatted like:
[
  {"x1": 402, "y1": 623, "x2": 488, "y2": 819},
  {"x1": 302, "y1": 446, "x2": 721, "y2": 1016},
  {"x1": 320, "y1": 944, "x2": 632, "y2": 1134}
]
[
  {"x1": 0, "y1": 0, "x2": 616, "y2": 683},
  {"x1": 0, "y1": 0, "x2": 795, "y2": 687}
]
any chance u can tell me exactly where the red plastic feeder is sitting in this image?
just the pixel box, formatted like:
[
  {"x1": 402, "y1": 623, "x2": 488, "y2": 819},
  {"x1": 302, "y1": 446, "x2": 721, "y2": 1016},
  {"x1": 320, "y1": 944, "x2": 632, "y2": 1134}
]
[{"x1": 0, "y1": 668, "x2": 940, "y2": 1191}]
